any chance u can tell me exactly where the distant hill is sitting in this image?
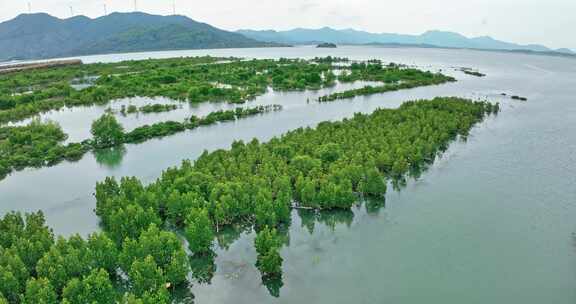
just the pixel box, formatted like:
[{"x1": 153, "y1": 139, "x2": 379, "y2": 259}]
[
  {"x1": 0, "y1": 12, "x2": 276, "y2": 61},
  {"x1": 238, "y1": 27, "x2": 574, "y2": 55}
]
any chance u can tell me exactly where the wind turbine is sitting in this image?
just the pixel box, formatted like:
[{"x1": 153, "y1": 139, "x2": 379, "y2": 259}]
[
  {"x1": 172, "y1": 0, "x2": 176, "y2": 15},
  {"x1": 103, "y1": 3, "x2": 108, "y2": 15},
  {"x1": 69, "y1": 5, "x2": 74, "y2": 17},
  {"x1": 133, "y1": 0, "x2": 138, "y2": 12},
  {"x1": 27, "y1": 2, "x2": 32, "y2": 13}
]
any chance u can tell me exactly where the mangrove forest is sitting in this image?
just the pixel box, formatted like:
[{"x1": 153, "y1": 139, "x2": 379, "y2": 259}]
[{"x1": 0, "y1": 97, "x2": 499, "y2": 303}]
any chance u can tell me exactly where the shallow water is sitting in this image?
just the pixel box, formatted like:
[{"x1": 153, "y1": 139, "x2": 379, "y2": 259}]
[
  {"x1": 9, "y1": 80, "x2": 381, "y2": 143},
  {"x1": 1, "y1": 46, "x2": 575, "y2": 303}
]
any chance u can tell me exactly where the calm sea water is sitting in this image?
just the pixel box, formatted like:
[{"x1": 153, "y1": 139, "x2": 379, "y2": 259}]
[{"x1": 1, "y1": 46, "x2": 575, "y2": 303}]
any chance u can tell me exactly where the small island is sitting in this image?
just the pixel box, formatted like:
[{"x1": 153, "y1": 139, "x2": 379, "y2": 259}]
[
  {"x1": 511, "y1": 95, "x2": 528, "y2": 101},
  {"x1": 317, "y1": 42, "x2": 337, "y2": 48},
  {"x1": 501, "y1": 93, "x2": 528, "y2": 101},
  {"x1": 459, "y1": 68, "x2": 486, "y2": 77}
]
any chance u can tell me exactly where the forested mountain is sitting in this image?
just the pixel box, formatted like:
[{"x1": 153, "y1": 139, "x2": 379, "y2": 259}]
[
  {"x1": 238, "y1": 27, "x2": 574, "y2": 54},
  {"x1": 0, "y1": 12, "x2": 273, "y2": 61}
]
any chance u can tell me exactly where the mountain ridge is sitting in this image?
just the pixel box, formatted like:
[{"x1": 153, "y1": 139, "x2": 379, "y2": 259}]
[
  {"x1": 0, "y1": 12, "x2": 276, "y2": 61},
  {"x1": 237, "y1": 27, "x2": 573, "y2": 55}
]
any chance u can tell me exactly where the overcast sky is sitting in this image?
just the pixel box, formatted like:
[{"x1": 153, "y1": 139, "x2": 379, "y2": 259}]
[{"x1": 1, "y1": 0, "x2": 574, "y2": 49}]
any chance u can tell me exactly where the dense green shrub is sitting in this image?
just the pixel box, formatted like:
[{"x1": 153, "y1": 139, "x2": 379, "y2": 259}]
[
  {"x1": 0, "y1": 120, "x2": 91, "y2": 178},
  {"x1": 91, "y1": 114, "x2": 125, "y2": 148},
  {"x1": 0, "y1": 211, "x2": 186, "y2": 304},
  {"x1": 254, "y1": 227, "x2": 283, "y2": 278}
]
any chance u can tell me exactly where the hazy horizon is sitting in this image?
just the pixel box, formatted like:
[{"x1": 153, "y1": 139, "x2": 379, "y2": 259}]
[{"x1": 1, "y1": 0, "x2": 574, "y2": 50}]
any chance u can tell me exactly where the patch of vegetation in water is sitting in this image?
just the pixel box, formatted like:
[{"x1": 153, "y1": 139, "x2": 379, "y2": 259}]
[
  {"x1": 116, "y1": 103, "x2": 180, "y2": 116},
  {"x1": 0, "y1": 119, "x2": 89, "y2": 179},
  {"x1": 0, "y1": 97, "x2": 499, "y2": 302},
  {"x1": 0, "y1": 57, "x2": 345, "y2": 124},
  {"x1": 500, "y1": 93, "x2": 528, "y2": 101},
  {"x1": 318, "y1": 61, "x2": 455, "y2": 102},
  {"x1": 0, "y1": 105, "x2": 282, "y2": 181},
  {"x1": 459, "y1": 67, "x2": 486, "y2": 77},
  {"x1": 311, "y1": 56, "x2": 350, "y2": 63},
  {"x1": 0, "y1": 56, "x2": 456, "y2": 125},
  {"x1": 96, "y1": 97, "x2": 498, "y2": 297},
  {"x1": 338, "y1": 61, "x2": 454, "y2": 83},
  {"x1": 0, "y1": 56, "x2": 461, "y2": 182},
  {"x1": 510, "y1": 95, "x2": 528, "y2": 101}
]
